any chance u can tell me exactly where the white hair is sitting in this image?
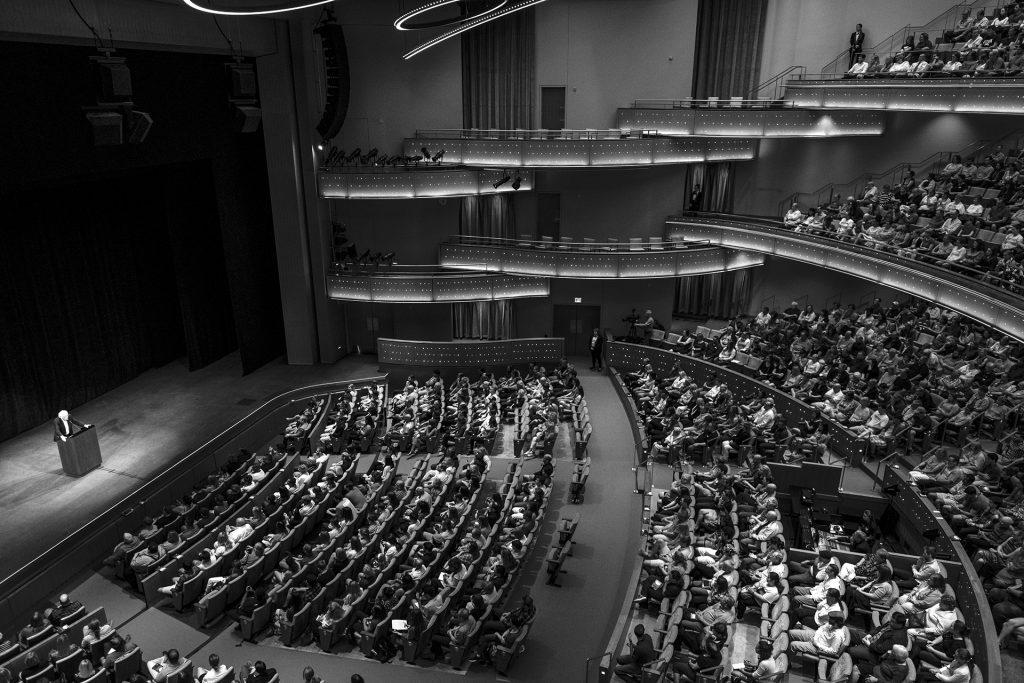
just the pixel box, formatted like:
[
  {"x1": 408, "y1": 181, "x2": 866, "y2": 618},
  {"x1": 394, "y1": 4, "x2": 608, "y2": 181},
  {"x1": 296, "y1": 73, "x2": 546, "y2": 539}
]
[{"x1": 58, "y1": 410, "x2": 69, "y2": 420}]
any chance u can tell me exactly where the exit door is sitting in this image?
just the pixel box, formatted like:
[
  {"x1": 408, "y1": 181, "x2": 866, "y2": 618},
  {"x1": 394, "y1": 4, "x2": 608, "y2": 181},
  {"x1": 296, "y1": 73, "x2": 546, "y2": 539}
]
[
  {"x1": 541, "y1": 86, "x2": 566, "y2": 131},
  {"x1": 553, "y1": 304, "x2": 601, "y2": 356}
]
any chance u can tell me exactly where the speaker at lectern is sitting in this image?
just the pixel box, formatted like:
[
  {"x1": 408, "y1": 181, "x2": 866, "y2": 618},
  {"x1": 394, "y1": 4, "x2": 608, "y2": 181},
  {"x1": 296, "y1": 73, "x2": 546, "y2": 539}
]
[{"x1": 53, "y1": 410, "x2": 102, "y2": 476}]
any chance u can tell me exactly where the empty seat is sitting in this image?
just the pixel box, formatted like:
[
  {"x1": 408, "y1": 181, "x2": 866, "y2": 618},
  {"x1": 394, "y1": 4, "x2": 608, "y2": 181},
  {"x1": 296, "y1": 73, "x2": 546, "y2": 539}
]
[{"x1": 628, "y1": 237, "x2": 644, "y2": 251}]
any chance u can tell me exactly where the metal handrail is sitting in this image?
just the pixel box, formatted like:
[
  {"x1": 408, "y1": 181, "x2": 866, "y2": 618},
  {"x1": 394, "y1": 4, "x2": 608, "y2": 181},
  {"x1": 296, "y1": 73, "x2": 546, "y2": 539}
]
[
  {"x1": 445, "y1": 234, "x2": 711, "y2": 251},
  {"x1": 747, "y1": 65, "x2": 807, "y2": 100},
  {"x1": 668, "y1": 211, "x2": 1024, "y2": 304},
  {"x1": 787, "y1": 70, "x2": 1024, "y2": 82},
  {"x1": 412, "y1": 128, "x2": 658, "y2": 140},
  {"x1": 629, "y1": 97, "x2": 796, "y2": 109},
  {"x1": 319, "y1": 162, "x2": 467, "y2": 172},
  {"x1": 329, "y1": 264, "x2": 494, "y2": 277}
]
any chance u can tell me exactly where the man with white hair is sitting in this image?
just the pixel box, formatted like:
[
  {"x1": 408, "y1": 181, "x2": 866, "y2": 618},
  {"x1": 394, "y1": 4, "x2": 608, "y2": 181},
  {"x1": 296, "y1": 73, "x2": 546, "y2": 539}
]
[{"x1": 53, "y1": 409, "x2": 89, "y2": 442}]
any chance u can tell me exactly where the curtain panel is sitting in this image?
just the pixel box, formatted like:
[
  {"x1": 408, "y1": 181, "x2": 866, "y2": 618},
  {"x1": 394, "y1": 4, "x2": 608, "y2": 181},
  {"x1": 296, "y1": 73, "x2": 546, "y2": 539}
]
[
  {"x1": 692, "y1": 0, "x2": 769, "y2": 99},
  {"x1": 459, "y1": 194, "x2": 517, "y2": 239},
  {"x1": 684, "y1": 162, "x2": 735, "y2": 213},
  {"x1": 452, "y1": 300, "x2": 516, "y2": 339},
  {"x1": 461, "y1": 9, "x2": 536, "y2": 128},
  {"x1": 675, "y1": 269, "x2": 753, "y2": 319}
]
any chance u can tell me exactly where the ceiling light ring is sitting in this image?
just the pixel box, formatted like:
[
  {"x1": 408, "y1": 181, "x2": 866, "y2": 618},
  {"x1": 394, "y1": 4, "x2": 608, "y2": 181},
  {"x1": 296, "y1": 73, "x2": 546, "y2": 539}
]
[
  {"x1": 181, "y1": 0, "x2": 333, "y2": 16},
  {"x1": 395, "y1": 0, "x2": 509, "y2": 30},
  {"x1": 402, "y1": 0, "x2": 547, "y2": 59}
]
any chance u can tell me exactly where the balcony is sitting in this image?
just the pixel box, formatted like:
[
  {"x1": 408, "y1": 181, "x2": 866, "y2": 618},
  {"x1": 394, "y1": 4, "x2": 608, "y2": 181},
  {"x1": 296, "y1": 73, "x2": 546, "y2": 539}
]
[
  {"x1": 438, "y1": 235, "x2": 764, "y2": 278},
  {"x1": 618, "y1": 100, "x2": 884, "y2": 137},
  {"x1": 377, "y1": 337, "x2": 565, "y2": 367},
  {"x1": 317, "y1": 166, "x2": 535, "y2": 199},
  {"x1": 664, "y1": 212, "x2": 1024, "y2": 340},
  {"x1": 784, "y1": 76, "x2": 1024, "y2": 115},
  {"x1": 405, "y1": 129, "x2": 758, "y2": 168},
  {"x1": 326, "y1": 266, "x2": 549, "y2": 302}
]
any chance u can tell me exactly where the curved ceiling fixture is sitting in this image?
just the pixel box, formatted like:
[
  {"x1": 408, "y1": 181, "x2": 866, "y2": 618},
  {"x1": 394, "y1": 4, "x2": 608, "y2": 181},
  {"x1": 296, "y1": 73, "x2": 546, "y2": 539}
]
[
  {"x1": 181, "y1": 0, "x2": 333, "y2": 16},
  {"x1": 395, "y1": 0, "x2": 508, "y2": 30},
  {"x1": 402, "y1": 0, "x2": 547, "y2": 60}
]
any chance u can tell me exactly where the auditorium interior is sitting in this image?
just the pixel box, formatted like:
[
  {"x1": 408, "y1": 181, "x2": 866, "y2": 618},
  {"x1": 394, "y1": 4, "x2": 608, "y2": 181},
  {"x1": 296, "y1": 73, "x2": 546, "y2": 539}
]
[{"x1": 5, "y1": 1, "x2": 1024, "y2": 682}]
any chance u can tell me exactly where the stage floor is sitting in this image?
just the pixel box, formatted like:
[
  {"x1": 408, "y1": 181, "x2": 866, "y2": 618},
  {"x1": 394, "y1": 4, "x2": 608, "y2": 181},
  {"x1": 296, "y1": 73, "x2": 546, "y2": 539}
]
[{"x1": 0, "y1": 352, "x2": 382, "y2": 579}]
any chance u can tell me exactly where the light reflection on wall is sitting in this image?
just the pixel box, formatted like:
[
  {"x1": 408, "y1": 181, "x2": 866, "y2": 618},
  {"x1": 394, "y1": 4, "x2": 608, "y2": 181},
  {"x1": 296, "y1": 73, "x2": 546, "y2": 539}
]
[{"x1": 616, "y1": 108, "x2": 884, "y2": 137}]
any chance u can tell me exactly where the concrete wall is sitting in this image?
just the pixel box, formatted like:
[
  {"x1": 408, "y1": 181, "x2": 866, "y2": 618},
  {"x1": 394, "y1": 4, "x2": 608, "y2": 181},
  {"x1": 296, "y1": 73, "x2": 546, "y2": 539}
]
[
  {"x1": 332, "y1": 2, "x2": 462, "y2": 156},
  {"x1": 536, "y1": 0, "x2": 700, "y2": 128},
  {"x1": 760, "y1": 0, "x2": 954, "y2": 80},
  {"x1": 733, "y1": 111, "x2": 1024, "y2": 217}
]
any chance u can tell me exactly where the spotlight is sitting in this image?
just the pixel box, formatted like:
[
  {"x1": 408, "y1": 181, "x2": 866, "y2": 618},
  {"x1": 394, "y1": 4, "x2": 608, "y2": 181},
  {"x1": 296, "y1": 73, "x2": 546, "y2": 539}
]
[
  {"x1": 421, "y1": 147, "x2": 430, "y2": 160},
  {"x1": 317, "y1": 143, "x2": 324, "y2": 151},
  {"x1": 511, "y1": 175, "x2": 522, "y2": 190},
  {"x1": 493, "y1": 174, "x2": 512, "y2": 189},
  {"x1": 431, "y1": 149, "x2": 446, "y2": 163}
]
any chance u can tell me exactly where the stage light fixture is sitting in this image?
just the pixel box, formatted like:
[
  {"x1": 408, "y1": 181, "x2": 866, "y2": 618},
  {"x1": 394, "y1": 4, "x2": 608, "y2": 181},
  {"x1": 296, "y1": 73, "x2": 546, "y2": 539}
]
[
  {"x1": 493, "y1": 174, "x2": 512, "y2": 189},
  {"x1": 511, "y1": 175, "x2": 522, "y2": 190}
]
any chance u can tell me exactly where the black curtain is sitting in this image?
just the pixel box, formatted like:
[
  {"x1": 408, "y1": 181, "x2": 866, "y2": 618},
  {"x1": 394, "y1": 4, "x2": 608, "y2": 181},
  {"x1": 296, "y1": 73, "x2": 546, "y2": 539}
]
[
  {"x1": 0, "y1": 41, "x2": 285, "y2": 439},
  {"x1": 0, "y1": 169, "x2": 186, "y2": 441},
  {"x1": 674, "y1": 270, "x2": 753, "y2": 319},
  {"x1": 459, "y1": 195, "x2": 517, "y2": 238},
  {"x1": 461, "y1": 9, "x2": 536, "y2": 128},
  {"x1": 692, "y1": 0, "x2": 769, "y2": 99},
  {"x1": 684, "y1": 162, "x2": 736, "y2": 213}
]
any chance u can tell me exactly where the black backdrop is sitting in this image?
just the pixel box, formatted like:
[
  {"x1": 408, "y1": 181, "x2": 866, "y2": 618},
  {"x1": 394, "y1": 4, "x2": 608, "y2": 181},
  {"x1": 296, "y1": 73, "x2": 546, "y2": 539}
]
[{"x1": 0, "y1": 41, "x2": 284, "y2": 441}]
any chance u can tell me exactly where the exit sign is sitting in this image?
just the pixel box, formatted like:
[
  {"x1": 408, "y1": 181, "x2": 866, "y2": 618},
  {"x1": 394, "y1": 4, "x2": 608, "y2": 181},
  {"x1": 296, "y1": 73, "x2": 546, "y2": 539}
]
[{"x1": 573, "y1": 297, "x2": 582, "y2": 303}]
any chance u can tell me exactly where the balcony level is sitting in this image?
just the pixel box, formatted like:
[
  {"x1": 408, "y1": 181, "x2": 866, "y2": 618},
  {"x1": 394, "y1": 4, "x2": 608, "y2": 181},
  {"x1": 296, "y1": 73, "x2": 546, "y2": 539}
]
[
  {"x1": 665, "y1": 212, "x2": 1024, "y2": 341},
  {"x1": 438, "y1": 235, "x2": 765, "y2": 278},
  {"x1": 405, "y1": 129, "x2": 758, "y2": 168},
  {"x1": 784, "y1": 76, "x2": 1024, "y2": 115},
  {"x1": 617, "y1": 100, "x2": 884, "y2": 137},
  {"x1": 326, "y1": 266, "x2": 549, "y2": 302},
  {"x1": 318, "y1": 166, "x2": 535, "y2": 200}
]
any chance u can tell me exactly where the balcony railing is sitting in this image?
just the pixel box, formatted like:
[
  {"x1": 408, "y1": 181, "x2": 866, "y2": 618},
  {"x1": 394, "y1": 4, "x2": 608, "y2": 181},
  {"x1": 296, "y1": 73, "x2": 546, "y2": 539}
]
[
  {"x1": 783, "y1": 75, "x2": 1024, "y2": 114},
  {"x1": 439, "y1": 235, "x2": 764, "y2": 278},
  {"x1": 616, "y1": 106, "x2": 884, "y2": 138},
  {"x1": 405, "y1": 131, "x2": 759, "y2": 167},
  {"x1": 377, "y1": 337, "x2": 565, "y2": 366},
  {"x1": 665, "y1": 212, "x2": 1024, "y2": 340},
  {"x1": 326, "y1": 266, "x2": 549, "y2": 302},
  {"x1": 317, "y1": 166, "x2": 535, "y2": 199}
]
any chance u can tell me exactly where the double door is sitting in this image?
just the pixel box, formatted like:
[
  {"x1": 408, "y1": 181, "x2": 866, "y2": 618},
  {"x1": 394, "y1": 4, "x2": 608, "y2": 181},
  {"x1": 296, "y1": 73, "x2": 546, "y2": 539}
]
[{"x1": 553, "y1": 304, "x2": 601, "y2": 356}]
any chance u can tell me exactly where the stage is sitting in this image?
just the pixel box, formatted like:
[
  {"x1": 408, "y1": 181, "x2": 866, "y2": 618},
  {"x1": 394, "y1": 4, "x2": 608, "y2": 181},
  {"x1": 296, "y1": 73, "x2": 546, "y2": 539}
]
[{"x1": 0, "y1": 351, "x2": 382, "y2": 580}]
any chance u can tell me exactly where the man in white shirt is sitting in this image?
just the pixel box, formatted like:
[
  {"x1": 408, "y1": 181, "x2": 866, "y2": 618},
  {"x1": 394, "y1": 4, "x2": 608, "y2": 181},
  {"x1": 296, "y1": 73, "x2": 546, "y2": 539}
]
[
  {"x1": 888, "y1": 57, "x2": 913, "y2": 74},
  {"x1": 784, "y1": 203, "x2": 804, "y2": 227},
  {"x1": 196, "y1": 654, "x2": 231, "y2": 683},
  {"x1": 847, "y1": 54, "x2": 869, "y2": 75},
  {"x1": 53, "y1": 409, "x2": 90, "y2": 443}
]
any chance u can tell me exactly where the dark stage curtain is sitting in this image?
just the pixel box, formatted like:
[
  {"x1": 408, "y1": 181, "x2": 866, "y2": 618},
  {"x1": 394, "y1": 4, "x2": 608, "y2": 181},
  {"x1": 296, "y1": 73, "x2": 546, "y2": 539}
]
[
  {"x1": 461, "y1": 9, "x2": 536, "y2": 128},
  {"x1": 692, "y1": 0, "x2": 769, "y2": 99},
  {"x1": 675, "y1": 270, "x2": 753, "y2": 319},
  {"x1": 452, "y1": 301, "x2": 516, "y2": 340},
  {"x1": 0, "y1": 170, "x2": 186, "y2": 441}
]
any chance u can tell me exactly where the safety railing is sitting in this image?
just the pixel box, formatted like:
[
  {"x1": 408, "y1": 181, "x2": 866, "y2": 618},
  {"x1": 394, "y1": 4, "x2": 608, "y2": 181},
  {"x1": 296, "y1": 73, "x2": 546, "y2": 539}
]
[
  {"x1": 325, "y1": 265, "x2": 549, "y2": 303},
  {"x1": 747, "y1": 64, "x2": 807, "y2": 100},
  {"x1": 628, "y1": 97, "x2": 797, "y2": 109},
  {"x1": 445, "y1": 234, "x2": 709, "y2": 252},
  {"x1": 412, "y1": 128, "x2": 658, "y2": 140}
]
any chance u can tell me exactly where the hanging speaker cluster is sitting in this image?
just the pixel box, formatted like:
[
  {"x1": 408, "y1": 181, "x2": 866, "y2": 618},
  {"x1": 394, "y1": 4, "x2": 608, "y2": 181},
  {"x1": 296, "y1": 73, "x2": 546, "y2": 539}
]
[
  {"x1": 314, "y1": 12, "x2": 351, "y2": 143},
  {"x1": 82, "y1": 52, "x2": 153, "y2": 146},
  {"x1": 226, "y1": 60, "x2": 262, "y2": 133}
]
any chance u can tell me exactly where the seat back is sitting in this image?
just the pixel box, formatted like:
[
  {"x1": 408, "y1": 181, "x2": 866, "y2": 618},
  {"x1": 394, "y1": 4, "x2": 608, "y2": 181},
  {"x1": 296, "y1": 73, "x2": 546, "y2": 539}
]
[
  {"x1": 629, "y1": 237, "x2": 644, "y2": 251},
  {"x1": 734, "y1": 351, "x2": 749, "y2": 365},
  {"x1": 666, "y1": 333, "x2": 682, "y2": 345},
  {"x1": 166, "y1": 661, "x2": 194, "y2": 683},
  {"x1": 114, "y1": 647, "x2": 143, "y2": 682},
  {"x1": 651, "y1": 329, "x2": 666, "y2": 342}
]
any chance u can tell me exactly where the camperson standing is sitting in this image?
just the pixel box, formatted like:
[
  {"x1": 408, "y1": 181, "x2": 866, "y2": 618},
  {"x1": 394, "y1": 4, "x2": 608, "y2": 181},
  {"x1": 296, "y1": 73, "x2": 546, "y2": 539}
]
[{"x1": 850, "y1": 23, "x2": 866, "y2": 67}]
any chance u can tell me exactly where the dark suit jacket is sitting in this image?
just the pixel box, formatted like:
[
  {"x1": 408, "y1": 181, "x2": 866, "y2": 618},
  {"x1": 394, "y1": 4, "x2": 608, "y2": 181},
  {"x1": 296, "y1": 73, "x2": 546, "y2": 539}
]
[
  {"x1": 590, "y1": 334, "x2": 604, "y2": 353},
  {"x1": 246, "y1": 669, "x2": 277, "y2": 683},
  {"x1": 53, "y1": 416, "x2": 86, "y2": 442},
  {"x1": 850, "y1": 31, "x2": 865, "y2": 50}
]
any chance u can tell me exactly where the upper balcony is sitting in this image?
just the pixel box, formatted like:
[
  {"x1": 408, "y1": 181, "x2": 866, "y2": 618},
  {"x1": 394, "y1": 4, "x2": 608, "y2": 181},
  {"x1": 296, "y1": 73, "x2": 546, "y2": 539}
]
[
  {"x1": 438, "y1": 235, "x2": 764, "y2": 278},
  {"x1": 664, "y1": 212, "x2": 1024, "y2": 340},
  {"x1": 318, "y1": 166, "x2": 535, "y2": 199},
  {"x1": 326, "y1": 266, "x2": 549, "y2": 302},
  {"x1": 404, "y1": 129, "x2": 758, "y2": 168},
  {"x1": 617, "y1": 99, "x2": 884, "y2": 137},
  {"x1": 784, "y1": 75, "x2": 1024, "y2": 115}
]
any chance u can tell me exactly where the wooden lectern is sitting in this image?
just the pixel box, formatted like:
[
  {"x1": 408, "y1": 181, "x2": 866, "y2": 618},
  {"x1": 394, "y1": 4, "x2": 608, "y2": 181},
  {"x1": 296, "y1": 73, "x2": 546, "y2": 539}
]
[{"x1": 58, "y1": 426, "x2": 102, "y2": 476}]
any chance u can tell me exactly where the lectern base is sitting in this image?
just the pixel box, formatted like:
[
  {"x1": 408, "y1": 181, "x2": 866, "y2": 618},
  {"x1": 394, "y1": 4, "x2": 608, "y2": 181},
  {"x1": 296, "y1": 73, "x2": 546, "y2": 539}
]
[{"x1": 57, "y1": 428, "x2": 102, "y2": 476}]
